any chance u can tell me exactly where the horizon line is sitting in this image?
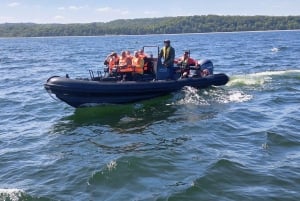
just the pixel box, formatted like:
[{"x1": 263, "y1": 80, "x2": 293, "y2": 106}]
[{"x1": 1, "y1": 14, "x2": 300, "y2": 25}]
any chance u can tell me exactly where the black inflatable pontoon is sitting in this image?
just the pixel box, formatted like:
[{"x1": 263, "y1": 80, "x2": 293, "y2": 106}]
[{"x1": 44, "y1": 47, "x2": 229, "y2": 107}]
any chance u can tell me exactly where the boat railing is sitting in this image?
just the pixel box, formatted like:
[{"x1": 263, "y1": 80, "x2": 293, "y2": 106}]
[{"x1": 89, "y1": 70, "x2": 104, "y2": 81}]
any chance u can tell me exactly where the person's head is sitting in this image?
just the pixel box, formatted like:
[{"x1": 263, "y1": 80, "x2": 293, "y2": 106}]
[
  {"x1": 183, "y1": 51, "x2": 189, "y2": 59},
  {"x1": 138, "y1": 49, "x2": 144, "y2": 54},
  {"x1": 111, "y1": 52, "x2": 117, "y2": 57},
  {"x1": 126, "y1": 50, "x2": 131, "y2": 56},
  {"x1": 134, "y1": 51, "x2": 139, "y2": 58},
  {"x1": 121, "y1": 51, "x2": 126, "y2": 57},
  {"x1": 164, "y1": 39, "x2": 171, "y2": 47}
]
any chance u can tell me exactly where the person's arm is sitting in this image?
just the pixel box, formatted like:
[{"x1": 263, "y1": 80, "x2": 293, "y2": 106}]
[
  {"x1": 139, "y1": 58, "x2": 144, "y2": 68},
  {"x1": 159, "y1": 48, "x2": 163, "y2": 58},
  {"x1": 127, "y1": 57, "x2": 132, "y2": 65}
]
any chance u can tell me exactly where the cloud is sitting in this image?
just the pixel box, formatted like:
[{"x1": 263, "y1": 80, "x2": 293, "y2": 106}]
[
  {"x1": 121, "y1": 10, "x2": 129, "y2": 15},
  {"x1": 54, "y1": 15, "x2": 65, "y2": 20},
  {"x1": 0, "y1": 16, "x2": 15, "y2": 22},
  {"x1": 69, "y1": 5, "x2": 88, "y2": 10},
  {"x1": 69, "y1": 6, "x2": 80, "y2": 10},
  {"x1": 7, "y1": 2, "x2": 20, "y2": 7},
  {"x1": 96, "y1": 7, "x2": 129, "y2": 15},
  {"x1": 96, "y1": 7, "x2": 112, "y2": 12},
  {"x1": 57, "y1": 5, "x2": 88, "y2": 11},
  {"x1": 144, "y1": 11, "x2": 158, "y2": 15}
]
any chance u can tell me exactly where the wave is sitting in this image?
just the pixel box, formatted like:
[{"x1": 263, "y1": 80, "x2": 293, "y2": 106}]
[
  {"x1": 0, "y1": 189, "x2": 24, "y2": 201},
  {"x1": 174, "y1": 86, "x2": 252, "y2": 106},
  {"x1": 228, "y1": 70, "x2": 300, "y2": 87},
  {"x1": 163, "y1": 156, "x2": 300, "y2": 200},
  {"x1": 271, "y1": 47, "x2": 280, "y2": 52},
  {"x1": 266, "y1": 131, "x2": 300, "y2": 147},
  {"x1": 0, "y1": 188, "x2": 52, "y2": 201},
  {"x1": 271, "y1": 46, "x2": 288, "y2": 52}
]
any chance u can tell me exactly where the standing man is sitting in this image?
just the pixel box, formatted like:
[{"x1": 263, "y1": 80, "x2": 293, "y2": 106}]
[{"x1": 159, "y1": 40, "x2": 175, "y2": 79}]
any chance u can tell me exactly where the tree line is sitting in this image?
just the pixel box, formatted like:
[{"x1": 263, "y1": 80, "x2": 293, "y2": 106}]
[{"x1": 0, "y1": 15, "x2": 300, "y2": 37}]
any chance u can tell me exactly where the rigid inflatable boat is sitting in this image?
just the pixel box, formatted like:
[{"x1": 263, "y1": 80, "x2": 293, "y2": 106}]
[{"x1": 45, "y1": 47, "x2": 229, "y2": 108}]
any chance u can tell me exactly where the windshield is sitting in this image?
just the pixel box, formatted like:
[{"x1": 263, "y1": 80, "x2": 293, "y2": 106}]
[{"x1": 143, "y1": 46, "x2": 159, "y2": 58}]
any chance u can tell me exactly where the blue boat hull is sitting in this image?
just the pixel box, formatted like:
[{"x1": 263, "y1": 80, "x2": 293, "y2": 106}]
[{"x1": 44, "y1": 74, "x2": 229, "y2": 107}]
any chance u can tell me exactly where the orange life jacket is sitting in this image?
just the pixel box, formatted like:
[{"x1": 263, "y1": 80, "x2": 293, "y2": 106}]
[
  {"x1": 132, "y1": 57, "x2": 144, "y2": 74},
  {"x1": 119, "y1": 56, "x2": 131, "y2": 66},
  {"x1": 108, "y1": 56, "x2": 119, "y2": 70}
]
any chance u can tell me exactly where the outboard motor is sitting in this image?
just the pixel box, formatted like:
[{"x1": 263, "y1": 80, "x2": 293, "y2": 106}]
[{"x1": 198, "y1": 59, "x2": 214, "y2": 75}]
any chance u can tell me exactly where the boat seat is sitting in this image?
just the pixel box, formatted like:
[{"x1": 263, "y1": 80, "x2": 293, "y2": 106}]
[{"x1": 143, "y1": 58, "x2": 154, "y2": 74}]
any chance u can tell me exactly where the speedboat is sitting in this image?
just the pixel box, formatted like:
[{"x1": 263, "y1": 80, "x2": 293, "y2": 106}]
[{"x1": 44, "y1": 46, "x2": 229, "y2": 108}]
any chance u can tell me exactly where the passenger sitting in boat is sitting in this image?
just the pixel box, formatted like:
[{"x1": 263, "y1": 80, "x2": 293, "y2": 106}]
[
  {"x1": 138, "y1": 49, "x2": 147, "y2": 58},
  {"x1": 132, "y1": 51, "x2": 144, "y2": 74},
  {"x1": 126, "y1": 50, "x2": 133, "y2": 60},
  {"x1": 176, "y1": 51, "x2": 197, "y2": 78},
  {"x1": 118, "y1": 51, "x2": 134, "y2": 80},
  {"x1": 104, "y1": 52, "x2": 119, "y2": 74},
  {"x1": 119, "y1": 51, "x2": 132, "y2": 68}
]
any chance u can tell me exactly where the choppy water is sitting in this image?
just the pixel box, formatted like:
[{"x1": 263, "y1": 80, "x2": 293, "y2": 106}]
[{"x1": 1, "y1": 31, "x2": 300, "y2": 201}]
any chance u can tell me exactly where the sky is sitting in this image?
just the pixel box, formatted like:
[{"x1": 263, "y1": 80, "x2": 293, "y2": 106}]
[{"x1": 0, "y1": 0, "x2": 299, "y2": 24}]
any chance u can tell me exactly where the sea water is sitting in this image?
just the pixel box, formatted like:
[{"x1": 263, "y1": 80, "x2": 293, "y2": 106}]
[{"x1": 0, "y1": 31, "x2": 300, "y2": 201}]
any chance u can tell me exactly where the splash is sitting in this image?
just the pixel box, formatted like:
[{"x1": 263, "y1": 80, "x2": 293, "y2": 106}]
[
  {"x1": 0, "y1": 189, "x2": 24, "y2": 201},
  {"x1": 225, "y1": 90, "x2": 253, "y2": 103},
  {"x1": 228, "y1": 74, "x2": 271, "y2": 87},
  {"x1": 228, "y1": 70, "x2": 300, "y2": 87},
  {"x1": 176, "y1": 86, "x2": 209, "y2": 106},
  {"x1": 175, "y1": 87, "x2": 252, "y2": 106},
  {"x1": 107, "y1": 160, "x2": 117, "y2": 171},
  {"x1": 207, "y1": 88, "x2": 253, "y2": 104},
  {"x1": 249, "y1": 70, "x2": 300, "y2": 77},
  {"x1": 271, "y1": 47, "x2": 279, "y2": 52}
]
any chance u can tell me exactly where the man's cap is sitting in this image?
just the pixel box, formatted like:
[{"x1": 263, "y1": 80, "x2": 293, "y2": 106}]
[{"x1": 164, "y1": 39, "x2": 171, "y2": 43}]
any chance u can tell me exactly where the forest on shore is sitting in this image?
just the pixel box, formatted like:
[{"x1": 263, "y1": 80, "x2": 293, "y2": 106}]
[{"x1": 1, "y1": 15, "x2": 300, "y2": 37}]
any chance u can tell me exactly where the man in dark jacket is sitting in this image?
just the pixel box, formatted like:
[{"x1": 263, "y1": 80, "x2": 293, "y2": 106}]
[{"x1": 159, "y1": 40, "x2": 175, "y2": 79}]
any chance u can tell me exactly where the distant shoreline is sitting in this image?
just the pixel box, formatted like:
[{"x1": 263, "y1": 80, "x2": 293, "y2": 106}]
[
  {"x1": 0, "y1": 29, "x2": 299, "y2": 40},
  {"x1": 1, "y1": 15, "x2": 300, "y2": 38}
]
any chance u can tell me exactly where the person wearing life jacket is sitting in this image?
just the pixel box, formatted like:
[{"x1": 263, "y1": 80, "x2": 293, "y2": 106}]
[
  {"x1": 177, "y1": 51, "x2": 197, "y2": 78},
  {"x1": 119, "y1": 51, "x2": 132, "y2": 68},
  {"x1": 126, "y1": 50, "x2": 133, "y2": 60},
  {"x1": 118, "y1": 51, "x2": 133, "y2": 81},
  {"x1": 159, "y1": 40, "x2": 175, "y2": 79},
  {"x1": 104, "y1": 52, "x2": 119, "y2": 74},
  {"x1": 132, "y1": 51, "x2": 144, "y2": 74},
  {"x1": 138, "y1": 49, "x2": 147, "y2": 58}
]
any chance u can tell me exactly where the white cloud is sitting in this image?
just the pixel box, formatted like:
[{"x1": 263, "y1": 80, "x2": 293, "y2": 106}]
[
  {"x1": 57, "y1": 5, "x2": 87, "y2": 11},
  {"x1": 69, "y1": 6, "x2": 79, "y2": 10},
  {"x1": 68, "y1": 5, "x2": 88, "y2": 10},
  {"x1": 96, "y1": 7, "x2": 111, "y2": 12},
  {"x1": 144, "y1": 11, "x2": 158, "y2": 15},
  {"x1": 96, "y1": 7, "x2": 129, "y2": 15},
  {"x1": 54, "y1": 15, "x2": 65, "y2": 20},
  {"x1": 7, "y1": 2, "x2": 20, "y2": 7},
  {"x1": 0, "y1": 16, "x2": 15, "y2": 22},
  {"x1": 121, "y1": 10, "x2": 129, "y2": 15}
]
